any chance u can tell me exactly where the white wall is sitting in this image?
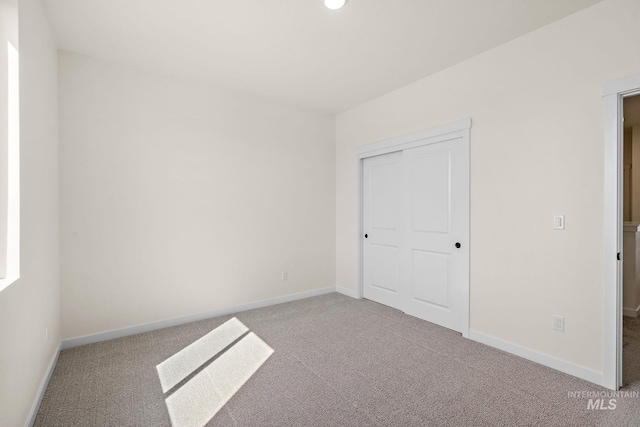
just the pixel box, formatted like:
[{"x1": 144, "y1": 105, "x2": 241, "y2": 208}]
[
  {"x1": 0, "y1": 0, "x2": 60, "y2": 425},
  {"x1": 336, "y1": 0, "x2": 640, "y2": 374},
  {"x1": 59, "y1": 52, "x2": 336, "y2": 340}
]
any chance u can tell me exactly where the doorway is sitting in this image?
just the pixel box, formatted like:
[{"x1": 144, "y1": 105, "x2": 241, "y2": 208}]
[
  {"x1": 621, "y1": 94, "x2": 640, "y2": 389},
  {"x1": 603, "y1": 75, "x2": 640, "y2": 390},
  {"x1": 356, "y1": 119, "x2": 471, "y2": 337}
]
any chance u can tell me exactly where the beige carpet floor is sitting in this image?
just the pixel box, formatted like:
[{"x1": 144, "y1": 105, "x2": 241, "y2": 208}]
[{"x1": 34, "y1": 293, "x2": 640, "y2": 426}]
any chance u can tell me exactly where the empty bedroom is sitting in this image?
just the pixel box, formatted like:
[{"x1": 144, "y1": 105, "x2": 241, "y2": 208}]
[{"x1": 1, "y1": 0, "x2": 640, "y2": 426}]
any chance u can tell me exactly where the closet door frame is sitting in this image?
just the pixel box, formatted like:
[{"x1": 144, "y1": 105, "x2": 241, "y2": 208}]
[{"x1": 355, "y1": 118, "x2": 471, "y2": 338}]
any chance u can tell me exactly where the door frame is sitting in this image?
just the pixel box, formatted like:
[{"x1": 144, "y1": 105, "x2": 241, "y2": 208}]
[
  {"x1": 355, "y1": 118, "x2": 472, "y2": 338},
  {"x1": 603, "y1": 75, "x2": 640, "y2": 390}
]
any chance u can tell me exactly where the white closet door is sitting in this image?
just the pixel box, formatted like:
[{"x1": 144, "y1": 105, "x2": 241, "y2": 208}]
[
  {"x1": 363, "y1": 151, "x2": 403, "y2": 311},
  {"x1": 401, "y1": 138, "x2": 468, "y2": 332},
  {"x1": 362, "y1": 136, "x2": 469, "y2": 333}
]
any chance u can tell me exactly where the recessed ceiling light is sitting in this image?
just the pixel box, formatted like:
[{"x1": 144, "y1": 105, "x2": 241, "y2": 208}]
[{"x1": 324, "y1": 0, "x2": 346, "y2": 10}]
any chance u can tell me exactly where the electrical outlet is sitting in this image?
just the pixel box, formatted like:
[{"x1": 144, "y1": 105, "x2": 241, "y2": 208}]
[
  {"x1": 282, "y1": 271, "x2": 288, "y2": 281},
  {"x1": 552, "y1": 315, "x2": 564, "y2": 332}
]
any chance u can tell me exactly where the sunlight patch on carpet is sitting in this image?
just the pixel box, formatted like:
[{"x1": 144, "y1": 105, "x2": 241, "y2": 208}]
[
  {"x1": 156, "y1": 317, "x2": 249, "y2": 393},
  {"x1": 165, "y1": 332, "x2": 273, "y2": 427},
  {"x1": 156, "y1": 317, "x2": 274, "y2": 427}
]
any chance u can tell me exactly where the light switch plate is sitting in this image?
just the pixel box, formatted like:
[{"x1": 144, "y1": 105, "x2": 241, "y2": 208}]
[{"x1": 553, "y1": 215, "x2": 565, "y2": 230}]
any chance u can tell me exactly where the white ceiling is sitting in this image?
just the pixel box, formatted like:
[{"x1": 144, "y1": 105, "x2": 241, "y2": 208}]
[{"x1": 42, "y1": 0, "x2": 602, "y2": 114}]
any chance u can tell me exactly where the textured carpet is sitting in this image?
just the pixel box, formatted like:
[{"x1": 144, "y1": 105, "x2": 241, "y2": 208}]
[{"x1": 34, "y1": 293, "x2": 640, "y2": 426}]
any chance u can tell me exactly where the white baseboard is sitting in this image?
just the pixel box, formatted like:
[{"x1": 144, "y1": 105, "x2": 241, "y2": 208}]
[
  {"x1": 469, "y1": 330, "x2": 606, "y2": 388},
  {"x1": 27, "y1": 343, "x2": 61, "y2": 427},
  {"x1": 61, "y1": 287, "x2": 336, "y2": 350},
  {"x1": 623, "y1": 305, "x2": 640, "y2": 318},
  {"x1": 335, "y1": 286, "x2": 359, "y2": 299}
]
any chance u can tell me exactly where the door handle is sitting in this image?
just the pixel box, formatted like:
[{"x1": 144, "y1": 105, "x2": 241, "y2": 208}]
[
  {"x1": 365, "y1": 234, "x2": 368, "y2": 238},
  {"x1": 455, "y1": 242, "x2": 461, "y2": 248}
]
